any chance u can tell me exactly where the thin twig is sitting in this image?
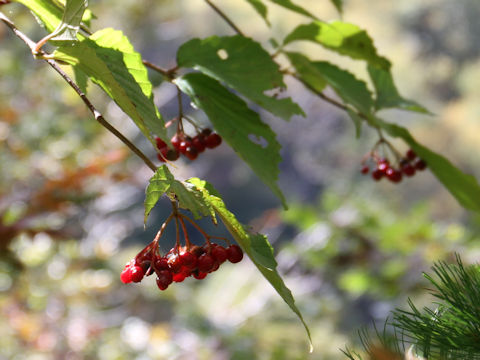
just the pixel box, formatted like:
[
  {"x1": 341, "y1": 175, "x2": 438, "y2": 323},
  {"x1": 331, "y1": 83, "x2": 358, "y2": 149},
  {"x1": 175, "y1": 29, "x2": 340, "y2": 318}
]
[
  {"x1": 142, "y1": 59, "x2": 177, "y2": 80},
  {"x1": 204, "y1": 0, "x2": 244, "y2": 36},
  {"x1": 0, "y1": 11, "x2": 157, "y2": 172}
]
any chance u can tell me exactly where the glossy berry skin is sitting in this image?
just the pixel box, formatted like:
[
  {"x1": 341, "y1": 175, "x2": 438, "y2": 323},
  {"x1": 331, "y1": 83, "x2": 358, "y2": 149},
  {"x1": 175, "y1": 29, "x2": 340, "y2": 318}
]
[
  {"x1": 377, "y1": 162, "x2": 389, "y2": 173},
  {"x1": 130, "y1": 265, "x2": 145, "y2": 283},
  {"x1": 386, "y1": 168, "x2": 402, "y2": 183},
  {"x1": 171, "y1": 134, "x2": 182, "y2": 150},
  {"x1": 193, "y1": 272, "x2": 207, "y2": 280},
  {"x1": 154, "y1": 258, "x2": 169, "y2": 271},
  {"x1": 184, "y1": 146, "x2": 199, "y2": 160},
  {"x1": 179, "y1": 138, "x2": 192, "y2": 154},
  {"x1": 406, "y1": 149, "x2": 417, "y2": 161},
  {"x1": 415, "y1": 159, "x2": 427, "y2": 170},
  {"x1": 192, "y1": 135, "x2": 206, "y2": 153},
  {"x1": 226, "y1": 245, "x2": 243, "y2": 263},
  {"x1": 179, "y1": 252, "x2": 198, "y2": 270},
  {"x1": 211, "y1": 245, "x2": 228, "y2": 264},
  {"x1": 120, "y1": 266, "x2": 133, "y2": 284},
  {"x1": 155, "y1": 137, "x2": 167, "y2": 149},
  {"x1": 197, "y1": 254, "x2": 215, "y2": 273},
  {"x1": 205, "y1": 133, "x2": 222, "y2": 148},
  {"x1": 360, "y1": 166, "x2": 369, "y2": 175},
  {"x1": 167, "y1": 255, "x2": 183, "y2": 273},
  {"x1": 371, "y1": 168, "x2": 384, "y2": 181},
  {"x1": 156, "y1": 270, "x2": 173, "y2": 290},
  {"x1": 173, "y1": 272, "x2": 186, "y2": 283},
  {"x1": 402, "y1": 164, "x2": 416, "y2": 177}
]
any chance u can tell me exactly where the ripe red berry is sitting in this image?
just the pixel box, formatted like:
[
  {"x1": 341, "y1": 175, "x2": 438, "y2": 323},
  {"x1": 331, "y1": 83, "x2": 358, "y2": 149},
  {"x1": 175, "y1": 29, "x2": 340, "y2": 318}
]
[
  {"x1": 226, "y1": 245, "x2": 243, "y2": 263},
  {"x1": 360, "y1": 165, "x2": 369, "y2": 175},
  {"x1": 201, "y1": 128, "x2": 212, "y2": 137},
  {"x1": 377, "y1": 162, "x2": 389, "y2": 173},
  {"x1": 156, "y1": 270, "x2": 173, "y2": 290},
  {"x1": 209, "y1": 261, "x2": 220, "y2": 273},
  {"x1": 372, "y1": 168, "x2": 384, "y2": 181},
  {"x1": 179, "y1": 252, "x2": 198, "y2": 270},
  {"x1": 179, "y1": 137, "x2": 192, "y2": 154},
  {"x1": 155, "y1": 137, "x2": 167, "y2": 149},
  {"x1": 415, "y1": 159, "x2": 427, "y2": 170},
  {"x1": 120, "y1": 266, "x2": 133, "y2": 284},
  {"x1": 377, "y1": 158, "x2": 389, "y2": 165},
  {"x1": 205, "y1": 133, "x2": 222, "y2": 148},
  {"x1": 130, "y1": 265, "x2": 145, "y2": 283},
  {"x1": 193, "y1": 272, "x2": 207, "y2": 280},
  {"x1": 171, "y1": 134, "x2": 182, "y2": 150},
  {"x1": 406, "y1": 149, "x2": 417, "y2": 161},
  {"x1": 184, "y1": 146, "x2": 199, "y2": 160},
  {"x1": 167, "y1": 255, "x2": 183, "y2": 273},
  {"x1": 154, "y1": 257, "x2": 169, "y2": 271},
  {"x1": 173, "y1": 272, "x2": 186, "y2": 283},
  {"x1": 386, "y1": 168, "x2": 402, "y2": 183},
  {"x1": 192, "y1": 135, "x2": 206, "y2": 153},
  {"x1": 197, "y1": 254, "x2": 215, "y2": 273},
  {"x1": 211, "y1": 245, "x2": 228, "y2": 264},
  {"x1": 402, "y1": 163, "x2": 416, "y2": 177}
]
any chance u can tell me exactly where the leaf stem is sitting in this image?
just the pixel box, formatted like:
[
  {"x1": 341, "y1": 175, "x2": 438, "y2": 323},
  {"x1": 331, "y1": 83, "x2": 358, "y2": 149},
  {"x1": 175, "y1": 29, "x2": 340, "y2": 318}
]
[
  {"x1": 0, "y1": 11, "x2": 158, "y2": 173},
  {"x1": 142, "y1": 59, "x2": 177, "y2": 80},
  {"x1": 204, "y1": 0, "x2": 245, "y2": 36}
]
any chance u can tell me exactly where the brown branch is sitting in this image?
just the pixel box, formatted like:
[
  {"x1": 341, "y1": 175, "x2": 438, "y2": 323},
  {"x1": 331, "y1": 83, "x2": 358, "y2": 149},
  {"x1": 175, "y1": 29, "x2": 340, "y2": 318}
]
[
  {"x1": 142, "y1": 59, "x2": 177, "y2": 80},
  {"x1": 0, "y1": 11, "x2": 157, "y2": 173},
  {"x1": 204, "y1": 0, "x2": 244, "y2": 36}
]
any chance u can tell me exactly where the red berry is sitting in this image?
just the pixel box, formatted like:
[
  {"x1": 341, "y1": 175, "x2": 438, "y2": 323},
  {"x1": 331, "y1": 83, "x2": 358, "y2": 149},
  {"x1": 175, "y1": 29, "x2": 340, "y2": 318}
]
[
  {"x1": 155, "y1": 137, "x2": 167, "y2": 149},
  {"x1": 156, "y1": 270, "x2": 173, "y2": 290},
  {"x1": 197, "y1": 254, "x2": 215, "y2": 273},
  {"x1": 154, "y1": 257, "x2": 169, "y2": 271},
  {"x1": 386, "y1": 168, "x2": 402, "y2": 183},
  {"x1": 377, "y1": 162, "x2": 389, "y2": 173},
  {"x1": 193, "y1": 272, "x2": 207, "y2": 280},
  {"x1": 209, "y1": 261, "x2": 220, "y2": 273},
  {"x1": 406, "y1": 149, "x2": 417, "y2": 161},
  {"x1": 167, "y1": 255, "x2": 183, "y2": 273},
  {"x1": 415, "y1": 159, "x2": 427, "y2": 170},
  {"x1": 184, "y1": 146, "x2": 199, "y2": 160},
  {"x1": 402, "y1": 164, "x2": 416, "y2": 177},
  {"x1": 120, "y1": 266, "x2": 133, "y2": 284},
  {"x1": 211, "y1": 245, "x2": 228, "y2": 264},
  {"x1": 201, "y1": 128, "x2": 212, "y2": 137},
  {"x1": 371, "y1": 169, "x2": 384, "y2": 181},
  {"x1": 130, "y1": 265, "x2": 145, "y2": 283},
  {"x1": 173, "y1": 272, "x2": 186, "y2": 283},
  {"x1": 190, "y1": 245, "x2": 205, "y2": 258},
  {"x1": 171, "y1": 134, "x2": 182, "y2": 150},
  {"x1": 226, "y1": 245, "x2": 243, "y2": 263},
  {"x1": 360, "y1": 165, "x2": 369, "y2": 175},
  {"x1": 179, "y1": 137, "x2": 192, "y2": 154},
  {"x1": 179, "y1": 252, "x2": 198, "y2": 270},
  {"x1": 377, "y1": 158, "x2": 389, "y2": 165},
  {"x1": 192, "y1": 135, "x2": 206, "y2": 153},
  {"x1": 205, "y1": 133, "x2": 222, "y2": 148}
]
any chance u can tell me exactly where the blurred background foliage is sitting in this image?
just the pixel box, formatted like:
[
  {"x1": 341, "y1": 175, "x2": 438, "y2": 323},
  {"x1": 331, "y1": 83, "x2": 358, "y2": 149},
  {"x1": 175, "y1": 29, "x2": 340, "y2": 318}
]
[{"x1": 1, "y1": 0, "x2": 480, "y2": 359}]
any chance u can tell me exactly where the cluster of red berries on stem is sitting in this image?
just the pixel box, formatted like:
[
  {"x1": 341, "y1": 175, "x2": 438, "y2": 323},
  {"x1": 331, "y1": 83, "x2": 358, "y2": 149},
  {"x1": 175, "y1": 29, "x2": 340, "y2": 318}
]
[
  {"x1": 156, "y1": 126, "x2": 222, "y2": 163},
  {"x1": 120, "y1": 209, "x2": 243, "y2": 291},
  {"x1": 361, "y1": 144, "x2": 427, "y2": 183}
]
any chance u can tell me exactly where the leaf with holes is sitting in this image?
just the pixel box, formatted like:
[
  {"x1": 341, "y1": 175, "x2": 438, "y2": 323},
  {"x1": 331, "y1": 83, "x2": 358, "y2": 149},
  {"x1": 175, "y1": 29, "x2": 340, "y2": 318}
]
[
  {"x1": 176, "y1": 72, "x2": 286, "y2": 208},
  {"x1": 368, "y1": 65, "x2": 430, "y2": 114},
  {"x1": 177, "y1": 35, "x2": 304, "y2": 121},
  {"x1": 370, "y1": 117, "x2": 480, "y2": 212},
  {"x1": 53, "y1": 28, "x2": 168, "y2": 145},
  {"x1": 144, "y1": 166, "x2": 216, "y2": 225},
  {"x1": 284, "y1": 21, "x2": 391, "y2": 70},
  {"x1": 187, "y1": 177, "x2": 312, "y2": 351},
  {"x1": 287, "y1": 52, "x2": 374, "y2": 115}
]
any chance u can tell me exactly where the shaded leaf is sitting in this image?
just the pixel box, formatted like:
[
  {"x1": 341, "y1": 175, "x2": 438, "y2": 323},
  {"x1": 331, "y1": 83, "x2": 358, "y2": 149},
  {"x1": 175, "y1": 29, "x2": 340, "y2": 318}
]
[
  {"x1": 175, "y1": 72, "x2": 286, "y2": 208},
  {"x1": 284, "y1": 21, "x2": 391, "y2": 69},
  {"x1": 347, "y1": 109, "x2": 363, "y2": 138},
  {"x1": 187, "y1": 178, "x2": 312, "y2": 351},
  {"x1": 330, "y1": 0, "x2": 343, "y2": 14},
  {"x1": 177, "y1": 35, "x2": 304, "y2": 120},
  {"x1": 268, "y1": 0, "x2": 317, "y2": 19},
  {"x1": 53, "y1": 28, "x2": 167, "y2": 144},
  {"x1": 371, "y1": 117, "x2": 480, "y2": 212},
  {"x1": 73, "y1": 66, "x2": 88, "y2": 94},
  {"x1": 49, "y1": 0, "x2": 88, "y2": 43},
  {"x1": 144, "y1": 166, "x2": 216, "y2": 225},
  {"x1": 244, "y1": 0, "x2": 270, "y2": 25},
  {"x1": 368, "y1": 65, "x2": 430, "y2": 114},
  {"x1": 287, "y1": 52, "x2": 374, "y2": 114}
]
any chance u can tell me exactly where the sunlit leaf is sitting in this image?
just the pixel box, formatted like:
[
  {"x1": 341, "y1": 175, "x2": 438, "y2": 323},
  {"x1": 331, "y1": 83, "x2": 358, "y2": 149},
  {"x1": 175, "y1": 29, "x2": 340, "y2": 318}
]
[
  {"x1": 49, "y1": 0, "x2": 88, "y2": 43},
  {"x1": 176, "y1": 72, "x2": 286, "y2": 208},
  {"x1": 284, "y1": 21, "x2": 391, "y2": 69},
  {"x1": 177, "y1": 35, "x2": 304, "y2": 120}
]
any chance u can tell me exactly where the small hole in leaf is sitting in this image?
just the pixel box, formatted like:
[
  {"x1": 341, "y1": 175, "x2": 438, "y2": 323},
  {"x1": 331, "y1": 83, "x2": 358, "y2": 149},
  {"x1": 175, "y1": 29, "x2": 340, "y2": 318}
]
[
  {"x1": 217, "y1": 49, "x2": 228, "y2": 60},
  {"x1": 248, "y1": 134, "x2": 268, "y2": 148}
]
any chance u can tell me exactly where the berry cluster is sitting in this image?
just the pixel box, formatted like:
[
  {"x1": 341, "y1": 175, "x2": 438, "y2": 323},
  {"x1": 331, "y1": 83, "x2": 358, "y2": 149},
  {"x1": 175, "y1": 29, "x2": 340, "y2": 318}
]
[
  {"x1": 156, "y1": 128, "x2": 222, "y2": 162},
  {"x1": 361, "y1": 148, "x2": 427, "y2": 183},
  {"x1": 120, "y1": 212, "x2": 243, "y2": 291}
]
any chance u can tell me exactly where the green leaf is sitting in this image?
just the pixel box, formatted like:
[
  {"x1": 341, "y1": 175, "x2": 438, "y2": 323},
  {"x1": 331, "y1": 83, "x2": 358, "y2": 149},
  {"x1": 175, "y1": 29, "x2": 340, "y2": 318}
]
[
  {"x1": 244, "y1": 0, "x2": 270, "y2": 25},
  {"x1": 188, "y1": 178, "x2": 312, "y2": 351},
  {"x1": 175, "y1": 72, "x2": 286, "y2": 208},
  {"x1": 48, "y1": 0, "x2": 88, "y2": 43},
  {"x1": 144, "y1": 166, "x2": 216, "y2": 225},
  {"x1": 287, "y1": 52, "x2": 374, "y2": 115},
  {"x1": 372, "y1": 117, "x2": 480, "y2": 212},
  {"x1": 347, "y1": 109, "x2": 362, "y2": 138},
  {"x1": 367, "y1": 65, "x2": 430, "y2": 114},
  {"x1": 268, "y1": 0, "x2": 317, "y2": 19},
  {"x1": 177, "y1": 35, "x2": 304, "y2": 120},
  {"x1": 284, "y1": 21, "x2": 391, "y2": 70},
  {"x1": 73, "y1": 66, "x2": 88, "y2": 94},
  {"x1": 330, "y1": 0, "x2": 343, "y2": 13},
  {"x1": 53, "y1": 28, "x2": 167, "y2": 144},
  {"x1": 14, "y1": 0, "x2": 64, "y2": 32}
]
